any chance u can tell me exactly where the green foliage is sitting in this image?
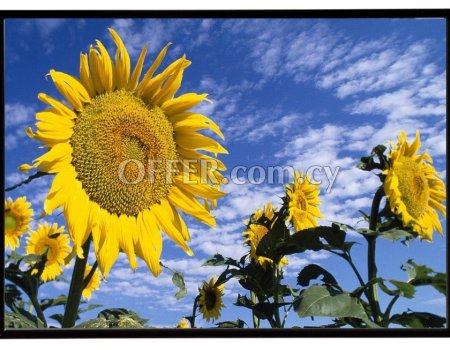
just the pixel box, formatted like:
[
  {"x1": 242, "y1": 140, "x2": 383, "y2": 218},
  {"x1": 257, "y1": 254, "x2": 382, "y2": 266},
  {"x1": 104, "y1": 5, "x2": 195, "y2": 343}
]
[
  {"x1": 390, "y1": 311, "x2": 446, "y2": 328},
  {"x1": 161, "y1": 262, "x2": 187, "y2": 300},
  {"x1": 402, "y1": 260, "x2": 446, "y2": 295},
  {"x1": 216, "y1": 319, "x2": 246, "y2": 328},
  {"x1": 297, "y1": 264, "x2": 339, "y2": 288},
  {"x1": 294, "y1": 285, "x2": 368, "y2": 320},
  {"x1": 76, "y1": 308, "x2": 149, "y2": 328}
]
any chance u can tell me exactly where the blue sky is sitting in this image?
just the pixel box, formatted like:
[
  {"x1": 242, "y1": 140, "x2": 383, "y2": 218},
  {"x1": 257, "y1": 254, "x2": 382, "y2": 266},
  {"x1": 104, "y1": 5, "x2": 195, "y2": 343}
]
[{"x1": 4, "y1": 18, "x2": 447, "y2": 328}]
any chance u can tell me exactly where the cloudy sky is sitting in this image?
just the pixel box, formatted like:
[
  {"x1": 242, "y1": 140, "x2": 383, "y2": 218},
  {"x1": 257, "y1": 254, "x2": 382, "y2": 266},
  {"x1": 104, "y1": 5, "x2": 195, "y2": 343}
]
[{"x1": 4, "y1": 18, "x2": 446, "y2": 328}]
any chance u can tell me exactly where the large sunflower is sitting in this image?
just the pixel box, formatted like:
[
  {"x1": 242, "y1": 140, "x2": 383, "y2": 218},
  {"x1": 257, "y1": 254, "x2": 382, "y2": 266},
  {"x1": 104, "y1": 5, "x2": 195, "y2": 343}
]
[
  {"x1": 198, "y1": 277, "x2": 224, "y2": 322},
  {"x1": 383, "y1": 130, "x2": 446, "y2": 241},
  {"x1": 26, "y1": 222, "x2": 71, "y2": 282},
  {"x1": 22, "y1": 28, "x2": 227, "y2": 277},
  {"x1": 82, "y1": 263, "x2": 101, "y2": 300},
  {"x1": 244, "y1": 202, "x2": 288, "y2": 268},
  {"x1": 285, "y1": 171, "x2": 323, "y2": 232},
  {"x1": 4, "y1": 196, "x2": 34, "y2": 250}
]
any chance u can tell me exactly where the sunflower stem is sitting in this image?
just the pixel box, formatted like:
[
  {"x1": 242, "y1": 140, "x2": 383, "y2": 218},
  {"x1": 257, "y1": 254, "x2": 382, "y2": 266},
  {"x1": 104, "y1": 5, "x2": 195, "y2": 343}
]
[
  {"x1": 272, "y1": 263, "x2": 282, "y2": 328},
  {"x1": 62, "y1": 236, "x2": 91, "y2": 328},
  {"x1": 366, "y1": 187, "x2": 384, "y2": 325},
  {"x1": 250, "y1": 291, "x2": 260, "y2": 328},
  {"x1": 29, "y1": 295, "x2": 47, "y2": 328}
]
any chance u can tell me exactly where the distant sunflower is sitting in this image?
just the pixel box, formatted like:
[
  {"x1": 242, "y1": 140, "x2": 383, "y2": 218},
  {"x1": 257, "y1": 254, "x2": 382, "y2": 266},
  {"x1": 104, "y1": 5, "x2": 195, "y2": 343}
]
[
  {"x1": 4, "y1": 196, "x2": 33, "y2": 250},
  {"x1": 22, "y1": 28, "x2": 227, "y2": 277},
  {"x1": 198, "y1": 278, "x2": 224, "y2": 322},
  {"x1": 177, "y1": 317, "x2": 190, "y2": 328},
  {"x1": 383, "y1": 130, "x2": 446, "y2": 241},
  {"x1": 285, "y1": 171, "x2": 323, "y2": 232},
  {"x1": 26, "y1": 222, "x2": 71, "y2": 282},
  {"x1": 244, "y1": 202, "x2": 288, "y2": 268},
  {"x1": 82, "y1": 263, "x2": 101, "y2": 300}
]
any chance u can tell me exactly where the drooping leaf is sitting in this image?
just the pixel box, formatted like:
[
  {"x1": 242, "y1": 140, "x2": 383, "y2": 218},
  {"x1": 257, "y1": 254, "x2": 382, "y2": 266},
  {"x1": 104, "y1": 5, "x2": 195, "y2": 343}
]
[
  {"x1": 160, "y1": 262, "x2": 187, "y2": 300},
  {"x1": 390, "y1": 311, "x2": 446, "y2": 328},
  {"x1": 297, "y1": 264, "x2": 339, "y2": 288}
]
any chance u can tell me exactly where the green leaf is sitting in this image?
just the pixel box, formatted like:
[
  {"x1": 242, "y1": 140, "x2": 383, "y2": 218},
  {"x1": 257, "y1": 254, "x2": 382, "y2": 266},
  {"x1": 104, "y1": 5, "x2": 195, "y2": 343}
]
[
  {"x1": 78, "y1": 303, "x2": 103, "y2": 314},
  {"x1": 40, "y1": 295, "x2": 67, "y2": 311},
  {"x1": 5, "y1": 310, "x2": 39, "y2": 329},
  {"x1": 390, "y1": 311, "x2": 446, "y2": 328},
  {"x1": 5, "y1": 284, "x2": 23, "y2": 309},
  {"x1": 388, "y1": 280, "x2": 415, "y2": 298},
  {"x1": 402, "y1": 260, "x2": 446, "y2": 295},
  {"x1": 76, "y1": 308, "x2": 150, "y2": 328},
  {"x1": 161, "y1": 262, "x2": 187, "y2": 300},
  {"x1": 234, "y1": 295, "x2": 289, "y2": 320},
  {"x1": 216, "y1": 319, "x2": 246, "y2": 328},
  {"x1": 293, "y1": 285, "x2": 378, "y2": 327},
  {"x1": 377, "y1": 228, "x2": 415, "y2": 242},
  {"x1": 203, "y1": 254, "x2": 241, "y2": 267},
  {"x1": 49, "y1": 313, "x2": 65, "y2": 326},
  {"x1": 297, "y1": 264, "x2": 339, "y2": 288}
]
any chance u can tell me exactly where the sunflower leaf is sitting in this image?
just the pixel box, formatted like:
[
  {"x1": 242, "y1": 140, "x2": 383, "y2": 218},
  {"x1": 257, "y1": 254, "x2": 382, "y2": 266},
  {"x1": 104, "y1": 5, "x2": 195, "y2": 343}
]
[
  {"x1": 293, "y1": 285, "x2": 378, "y2": 328},
  {"x1": 297, "y1": 264, "x2": 340, "y2": 289},
  {"x1": 390, "y1": 311, "x2": 446, "y2": 328},
  {"x1": 160, "y1": 262, "x2": 187, "y2": 300},
  {"x1": 216, "y1": 319, "x2": 246, "y2": 328},
  {"x1": 401, "y1": 260, "x2": 446, "y2": 295}
]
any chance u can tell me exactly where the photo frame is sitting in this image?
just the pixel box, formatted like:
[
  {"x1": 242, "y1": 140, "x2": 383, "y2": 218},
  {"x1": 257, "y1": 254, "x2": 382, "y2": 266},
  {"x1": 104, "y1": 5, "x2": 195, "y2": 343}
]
[{"x1": 1, "y1": 9, "x2": 449, "y2": 338}]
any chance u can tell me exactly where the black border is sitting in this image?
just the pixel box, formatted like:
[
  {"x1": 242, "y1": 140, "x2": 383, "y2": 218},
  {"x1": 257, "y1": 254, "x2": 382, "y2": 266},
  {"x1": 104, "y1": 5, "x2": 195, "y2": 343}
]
[{"x1": 0, "y1": 9, "x2": 449, "y2": 338}]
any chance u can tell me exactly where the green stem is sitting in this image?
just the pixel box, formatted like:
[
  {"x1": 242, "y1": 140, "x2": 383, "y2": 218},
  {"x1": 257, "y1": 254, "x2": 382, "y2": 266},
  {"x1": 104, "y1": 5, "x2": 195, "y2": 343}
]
[
  {"x1": 382, "y1": 294, "x2": 400, "y2": 327},
  {"x1": 190, "y1": 296, "x2": 199, "y2": 328},
  {"x1": 366, "y1": 187, "x2": 384, "y2": 324},
  {"x1": 5, "y1": 171, "x2": 50, "y2": 192},
  {"x1": 250, "y1": 291, "x2": 260, "y2": 328},
  {"x1": 29, "y1": 295, "x2": 47, "y2": 328},
  {"x1": 272, "y1": 263, "x2": 282, "y2": 328},
  {"x1": 62, "y1": 236, "x2": 91, "y2": 328}
]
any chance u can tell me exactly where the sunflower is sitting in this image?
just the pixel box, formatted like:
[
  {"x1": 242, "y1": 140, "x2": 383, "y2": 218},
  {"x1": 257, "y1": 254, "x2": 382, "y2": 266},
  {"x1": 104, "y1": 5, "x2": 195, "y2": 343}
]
[
  {"x1": 383, "y1": 130, "x2": 446, "y2": 241},
  {"x1": 4, "y1": 196, "x2": 34, "y2": 250},
  {"x1": 82, "y1": 263, "x2": 101, "y2": 300},
  {"x1": 21, "y1": 28, "x2": 227, "y2": 277},
  {"x1": 285, "y1": 171, "x2": 323, "y2": 232},
  {"x1": 176, "y1": 317, "x2": 190, "y2": 328},
  {"x1": 244, "y1": 202, "x2": 288, "y2": 268},
  {"x1": 25, "y1": 222, "x2": 71, "y2": 282},
  {"x1": 198, "y1": 277, "x2": 224, "y2": 322}
]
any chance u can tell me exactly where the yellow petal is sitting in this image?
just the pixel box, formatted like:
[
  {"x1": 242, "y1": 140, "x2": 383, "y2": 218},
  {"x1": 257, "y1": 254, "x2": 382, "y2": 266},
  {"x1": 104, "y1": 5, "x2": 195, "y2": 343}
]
[
  {"x1": 128, "y1": 45, "x2": 147, "y2": 91},
  {"x1": 136, "y1": 42, "x2": 171, "y2": 96},
  {"x1": 151, "y1": 199, "x2": 193, "y2": 254},
  {"x1": 108, "y1": 28, "x2": 131, "y2": 90},
  {"x1": 161, "y1": 93, "x2": 210, "y2": 116},
  {"x1": 48, "y1": 70, "x2": 90, "y2": 111}
]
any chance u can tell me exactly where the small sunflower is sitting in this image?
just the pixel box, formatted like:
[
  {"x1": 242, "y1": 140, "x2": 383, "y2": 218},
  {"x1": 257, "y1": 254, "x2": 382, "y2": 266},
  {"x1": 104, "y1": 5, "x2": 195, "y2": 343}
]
[
  {"x1": 198, "y1": 277, "x2": 224, "y2": 322},
  {"x1": 4, "y1": 196, "x2": 34, "y2": 250},
  {"x1": 244, "y1": 202, "x2": 288, "y2": 268},
  {"x1": 25, "y1": 222, "x2": 71, "y2": 282},
  {"x1": 383, "y1": 130, "x2": 446, "y2": 241},
  {"x1": 176, "y1": 317, "x2": 190, "y2": 328},
  {"x1": 82, "y1": 263, "x2": 101, "y2": 300},
  {"x1": 22, "y1": 28, "x2": 227, "y2": 277},
  {"x1": 285, "y1": 171, "x2": 323, "y2": 232}
]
